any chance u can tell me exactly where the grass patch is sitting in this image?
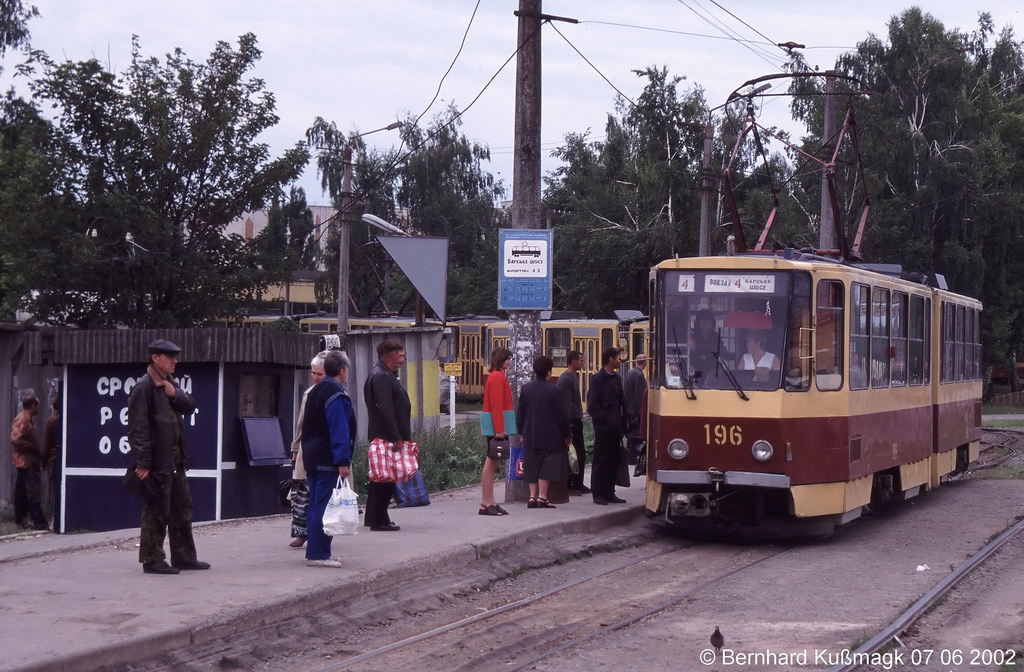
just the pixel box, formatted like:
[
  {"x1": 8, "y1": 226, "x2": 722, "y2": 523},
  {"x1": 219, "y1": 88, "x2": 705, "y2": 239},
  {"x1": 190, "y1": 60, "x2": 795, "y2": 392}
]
[
  {"x1": 983, "y1": 418, "x2": 1024, "y2": 428},
  {"x1": 975, "y1": 465, "x2": 1024, "y2": 480},
  {"x1": 983, "y1": 403, "x2": 1024, "y2": 415}
]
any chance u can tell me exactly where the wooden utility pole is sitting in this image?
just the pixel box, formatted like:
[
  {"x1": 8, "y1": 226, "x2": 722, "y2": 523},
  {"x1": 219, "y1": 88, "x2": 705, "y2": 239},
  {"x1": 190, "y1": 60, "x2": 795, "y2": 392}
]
[{"x1": 508, "y1": 0, "x2": 543, "y2": 402}]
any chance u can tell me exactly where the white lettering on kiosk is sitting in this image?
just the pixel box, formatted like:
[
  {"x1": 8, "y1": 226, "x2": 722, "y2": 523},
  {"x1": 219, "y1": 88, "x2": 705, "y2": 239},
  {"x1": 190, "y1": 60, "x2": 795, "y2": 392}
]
[{"x1": 93, "y1": 373, "x2": 197, "y2": 457}]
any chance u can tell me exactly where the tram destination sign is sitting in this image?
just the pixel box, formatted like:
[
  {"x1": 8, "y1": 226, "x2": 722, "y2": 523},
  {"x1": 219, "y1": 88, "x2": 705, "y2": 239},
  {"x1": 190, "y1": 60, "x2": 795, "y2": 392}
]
[
  {"x1": 705, "y1": 274, "x2": 776, "y2": 294},
  {"x1": 498, "y1": 229, "x2": 552, "y2": 310}
]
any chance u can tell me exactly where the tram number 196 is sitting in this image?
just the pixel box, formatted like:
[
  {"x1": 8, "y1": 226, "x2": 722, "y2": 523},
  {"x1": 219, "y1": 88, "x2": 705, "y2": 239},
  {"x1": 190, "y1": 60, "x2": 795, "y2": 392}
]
[{"x1": 705, "y1": 424, "x2": 742, "y2": 446}]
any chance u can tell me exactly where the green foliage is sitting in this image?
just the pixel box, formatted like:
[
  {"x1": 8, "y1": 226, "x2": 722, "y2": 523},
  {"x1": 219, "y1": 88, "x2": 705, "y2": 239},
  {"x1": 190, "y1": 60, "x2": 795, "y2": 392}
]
[
  {"x1": 415, "y1": 421, "x2": 492, "y2": 492},
  {"x1": 3, "y1": 33, "x2": 309, "y2": 327},
  {"x1": 0, "y1": 0, "x2": 36, "y2": 61},
  {"x1": 824, "y1": 9, "x2": 1024, "y2": 373},
  {"x1": 306, "y1": 108, "x2": 505, "y2": 319},
  {"x1": 265, "y1": 317, "x2": 299, "y2": 331},
  {"x1": 543, "y1": 67, "x2": 711, "y2": 316}
]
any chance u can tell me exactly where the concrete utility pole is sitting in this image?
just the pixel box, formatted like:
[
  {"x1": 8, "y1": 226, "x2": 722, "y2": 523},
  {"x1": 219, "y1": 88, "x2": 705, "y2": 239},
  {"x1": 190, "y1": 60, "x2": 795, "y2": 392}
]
[
  {"x1": 698, "y1": 120, "x2": 714, "y2": 257},
  {"x1": 508, "y1": 0, "x2": 543, "y2": 402},
  {"x1": 819, "y1": 71, "x2": 837, "y2": 252},
  {"x1": 337, "y1": 145, "x2": 354, "y2": 340}
]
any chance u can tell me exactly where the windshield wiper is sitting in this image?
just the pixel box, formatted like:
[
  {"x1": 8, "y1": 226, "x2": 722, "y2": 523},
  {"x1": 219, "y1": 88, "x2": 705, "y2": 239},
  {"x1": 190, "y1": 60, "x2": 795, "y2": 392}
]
[
  {"x1": 712, "y1": 342, "x2": 749, "y2": 401},
  {"x1": 671, "y1": 327, "x2": 698, "y2": 400}
]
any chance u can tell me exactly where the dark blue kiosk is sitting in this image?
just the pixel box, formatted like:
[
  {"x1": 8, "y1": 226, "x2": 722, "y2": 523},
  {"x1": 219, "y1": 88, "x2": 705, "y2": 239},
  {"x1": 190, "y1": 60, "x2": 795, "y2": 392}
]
[{"x1": 40, "y1": 328, "x2": 319, "y2": 533}]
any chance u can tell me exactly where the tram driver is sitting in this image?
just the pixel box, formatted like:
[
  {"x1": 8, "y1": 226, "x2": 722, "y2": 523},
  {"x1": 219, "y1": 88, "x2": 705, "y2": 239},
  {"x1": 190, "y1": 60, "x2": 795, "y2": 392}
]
[{"x1": 738, "y1": 331, "x2": 781, "y2": 382}]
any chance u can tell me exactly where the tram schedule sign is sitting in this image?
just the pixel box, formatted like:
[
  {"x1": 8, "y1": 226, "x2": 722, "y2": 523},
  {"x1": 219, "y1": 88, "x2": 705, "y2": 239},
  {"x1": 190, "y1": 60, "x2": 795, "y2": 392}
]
[{"x1": 498, "y1": 229, "x2": 552, "y2": 310}]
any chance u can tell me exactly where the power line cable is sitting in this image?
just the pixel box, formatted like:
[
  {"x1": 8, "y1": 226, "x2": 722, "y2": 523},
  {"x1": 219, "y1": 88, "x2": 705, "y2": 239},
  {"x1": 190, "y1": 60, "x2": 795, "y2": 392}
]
[
  {"x1": 550, "y1": 22, "x2": 636, "y2": 107},
  {"x1": 396, "y1": 0, "x2": 483, "y2": 160}
]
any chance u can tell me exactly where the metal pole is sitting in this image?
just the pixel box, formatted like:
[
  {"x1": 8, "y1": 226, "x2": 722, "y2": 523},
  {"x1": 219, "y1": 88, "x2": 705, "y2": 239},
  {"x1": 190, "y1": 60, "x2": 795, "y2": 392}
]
[{"x1": 337, "y1": 145, "x2": 353, "y2": 340}]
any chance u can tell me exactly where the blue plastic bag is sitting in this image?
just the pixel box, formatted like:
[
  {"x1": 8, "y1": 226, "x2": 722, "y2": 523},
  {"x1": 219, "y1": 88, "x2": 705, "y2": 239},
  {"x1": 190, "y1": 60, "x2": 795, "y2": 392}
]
[
  {"x1": 394, "y1": 470, "x2": 430, "y2": 507},
  {"x1": 508, "y1": 443, "x2": 525, "y2": 481}
]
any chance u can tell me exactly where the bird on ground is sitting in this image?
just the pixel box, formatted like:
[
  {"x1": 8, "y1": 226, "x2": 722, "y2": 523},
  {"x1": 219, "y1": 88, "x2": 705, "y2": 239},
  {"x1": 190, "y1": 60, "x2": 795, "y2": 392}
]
[{"x1": 710, "y1": 626, "x2": 724, "y2": 652}]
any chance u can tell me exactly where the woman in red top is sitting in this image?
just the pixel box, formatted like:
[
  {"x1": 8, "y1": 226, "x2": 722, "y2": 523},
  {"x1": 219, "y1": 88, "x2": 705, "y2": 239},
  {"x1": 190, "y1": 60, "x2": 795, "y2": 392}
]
[{"x1": 480, "y1": 347, "x2": 513, "y2": 516}]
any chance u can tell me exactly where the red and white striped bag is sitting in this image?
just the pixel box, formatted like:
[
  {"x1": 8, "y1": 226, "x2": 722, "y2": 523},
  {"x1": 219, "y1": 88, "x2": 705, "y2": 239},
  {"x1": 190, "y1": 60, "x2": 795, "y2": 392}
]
[{"x1": 367, "y1": 438, "x2": 420, "y2": 483}]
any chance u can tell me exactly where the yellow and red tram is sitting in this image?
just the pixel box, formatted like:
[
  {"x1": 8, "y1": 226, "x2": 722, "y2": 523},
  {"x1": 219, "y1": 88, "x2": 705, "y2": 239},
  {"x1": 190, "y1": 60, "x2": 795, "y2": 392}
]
[{"x1": 644, "y1": 252, "x2": 982, "y2": 533}]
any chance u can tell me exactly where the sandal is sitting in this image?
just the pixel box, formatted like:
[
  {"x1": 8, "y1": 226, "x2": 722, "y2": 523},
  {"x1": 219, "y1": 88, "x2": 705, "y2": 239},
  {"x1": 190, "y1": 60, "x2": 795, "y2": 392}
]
[
  {"x1": 478, "y1": 504, "x2": 505, "y2": 516},
  {"x1": 537, "y1": 498, "x2": 557, "y2": 509},
  {"x1": 527, "y1": 497, "x2": 539, "y2": 509},
  {"x1": 495, "y1": 505, "x2": 510, "y2": 515}
]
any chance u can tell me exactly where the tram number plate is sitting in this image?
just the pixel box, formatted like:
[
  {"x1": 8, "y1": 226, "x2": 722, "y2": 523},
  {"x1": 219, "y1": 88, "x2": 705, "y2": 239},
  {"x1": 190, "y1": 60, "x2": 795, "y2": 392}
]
[{"x1": 705, "y1": 423, "x2": 742, "y2": 446}]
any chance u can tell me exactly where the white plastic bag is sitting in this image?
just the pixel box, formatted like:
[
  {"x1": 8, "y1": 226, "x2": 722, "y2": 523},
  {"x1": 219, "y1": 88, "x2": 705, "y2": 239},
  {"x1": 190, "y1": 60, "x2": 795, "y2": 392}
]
[{"x1": 322, "y1": 477, "x2": 359, "y2": 536}]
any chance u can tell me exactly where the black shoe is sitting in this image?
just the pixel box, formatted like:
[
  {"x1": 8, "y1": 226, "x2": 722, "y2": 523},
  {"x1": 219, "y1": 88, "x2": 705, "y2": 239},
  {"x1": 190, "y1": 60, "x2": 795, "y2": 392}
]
[
  {"x1": 577, "y1": 485, "x2": 592, "y2": 494},
  {"x1": 143, "y1": 560, "x2": 180, "y2": 575},
  {"x1": 370, "y1": 522, "x2": 401, "y2": 532},
  {"x1": 593, "y1": 496, "x2": 609, "y2": 505},
  {"x1": 607, "y1": 495, "x2": 627, "y2": 504},
  {"x1": 173, "y1": 560, "x2": 211, "y2": 570}
]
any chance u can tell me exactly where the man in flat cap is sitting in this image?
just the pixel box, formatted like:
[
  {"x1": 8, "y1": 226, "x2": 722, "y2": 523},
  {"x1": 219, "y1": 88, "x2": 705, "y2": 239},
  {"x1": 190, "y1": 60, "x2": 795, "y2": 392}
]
[{"x1": 127, "y1": 339, "x2": 210, "y2": 575}]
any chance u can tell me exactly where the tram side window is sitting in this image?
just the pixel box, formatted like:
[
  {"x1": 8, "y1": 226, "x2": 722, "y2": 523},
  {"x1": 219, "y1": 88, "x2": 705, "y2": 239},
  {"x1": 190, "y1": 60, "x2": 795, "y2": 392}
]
[
  {"x1": 971, "y1": 308, "x2": 982, "y2": 380},
  {"x1": 908, "y1": 295, "x2": 926, "y2": 385},
  {"x1": 941, "y1": 302, "x2": 955, "y2": 383},
  {"x1": 785, "y1": 274, "x2": 812, "y2": 391},
  {"x1": 956, "y1": 304, "x2": 966, "y2": 382},
  {"x1": 815, "y1": 280, "x2": 844, "y2": 391},
  {"x1": 891, "y1": 292, "x2": 908, "y2": 387},
  {"x1": 850, "y1": 283, "x2": 869, "y2": 390},
  {"x1": 546, "y1": 327, "x2": 571, "y2": 363},
  {"x1": 871, "y1": 287, "x2": 890, "y2": 388}
]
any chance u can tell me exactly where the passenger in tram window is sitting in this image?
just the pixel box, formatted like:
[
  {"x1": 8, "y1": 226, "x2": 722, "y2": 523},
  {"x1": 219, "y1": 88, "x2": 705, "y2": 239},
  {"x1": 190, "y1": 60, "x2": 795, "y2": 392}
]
[
  {"x1": 689, "y1": 309, "x2": 731, "y2": 383},
  {"x1": 738, "y1": 332, "x2": 780, "y2": 382}
]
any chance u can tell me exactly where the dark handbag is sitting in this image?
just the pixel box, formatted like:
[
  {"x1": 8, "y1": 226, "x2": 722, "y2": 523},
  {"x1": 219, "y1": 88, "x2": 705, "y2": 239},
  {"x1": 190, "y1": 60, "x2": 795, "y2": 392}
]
[
  {"x1": 487, "y1": 437, "x2": 510, "y2": 460},
  {"x1": 277, "y1": 478, "x2": 296, "y2": 509},
  {"x1": 122, "y1": 465, "x2": 163, "y2": 502},
  {"x1": 616, "y1": 443, "x2": 631, "y2": 488}
]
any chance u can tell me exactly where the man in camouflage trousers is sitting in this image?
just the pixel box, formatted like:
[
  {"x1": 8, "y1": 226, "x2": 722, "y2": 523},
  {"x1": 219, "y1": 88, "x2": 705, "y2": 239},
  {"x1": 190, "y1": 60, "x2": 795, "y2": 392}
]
[{"x1": 127, "y1": 339, "x2": 211, "y2": 575}]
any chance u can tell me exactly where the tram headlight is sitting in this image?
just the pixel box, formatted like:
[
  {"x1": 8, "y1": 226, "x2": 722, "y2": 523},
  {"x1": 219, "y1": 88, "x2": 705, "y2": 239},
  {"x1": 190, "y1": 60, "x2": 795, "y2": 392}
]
[
  {"x1": 667, "y1": 438, "x2": 689, "y2": 460},
  {"x1": 751, "y1": 439, "x2": 774, "y2": 462}
]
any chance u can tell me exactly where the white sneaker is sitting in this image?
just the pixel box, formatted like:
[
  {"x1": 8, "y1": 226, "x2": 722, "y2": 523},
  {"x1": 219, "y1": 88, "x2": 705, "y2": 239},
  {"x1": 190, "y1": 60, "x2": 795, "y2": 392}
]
[{"x1": 306, "y1": 557, "x2": 343, "y2": 568}]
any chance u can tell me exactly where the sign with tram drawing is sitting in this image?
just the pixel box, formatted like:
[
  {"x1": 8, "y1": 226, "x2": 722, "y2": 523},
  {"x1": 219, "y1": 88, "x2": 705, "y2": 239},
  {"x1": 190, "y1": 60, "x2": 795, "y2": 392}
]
[{"x1": 498, "y1": 229, "x2": 552, "y2": 310}]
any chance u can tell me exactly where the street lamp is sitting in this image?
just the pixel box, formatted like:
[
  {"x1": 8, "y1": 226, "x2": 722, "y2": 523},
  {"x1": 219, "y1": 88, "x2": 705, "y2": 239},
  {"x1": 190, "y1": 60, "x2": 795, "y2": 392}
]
[{"x1": 336, "y1": 121, "x2": 402, "y2": 339}]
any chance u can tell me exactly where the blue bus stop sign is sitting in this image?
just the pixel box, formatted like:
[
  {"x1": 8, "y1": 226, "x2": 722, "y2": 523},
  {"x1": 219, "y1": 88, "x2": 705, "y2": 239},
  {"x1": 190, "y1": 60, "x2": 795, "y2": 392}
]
[{"x1": 498, "y1": 229, "x2": 552, "y2": 310}]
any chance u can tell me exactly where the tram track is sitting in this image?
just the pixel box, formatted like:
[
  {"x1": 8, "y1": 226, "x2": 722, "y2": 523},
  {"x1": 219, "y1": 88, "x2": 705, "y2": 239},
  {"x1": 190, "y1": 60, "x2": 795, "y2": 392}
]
[
  {"x1": 309, "y1": 540, "x2": 793, "y2": 672},
  {"x1": 827, "y1": 516, "x2": 1024, "y2": 672}
]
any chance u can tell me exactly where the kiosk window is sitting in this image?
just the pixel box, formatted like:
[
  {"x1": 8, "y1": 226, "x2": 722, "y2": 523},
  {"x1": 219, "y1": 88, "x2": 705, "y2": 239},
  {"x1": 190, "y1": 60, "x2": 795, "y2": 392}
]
[{"x1": 239, "y1": 416, "x2": 290, "y2": 466}]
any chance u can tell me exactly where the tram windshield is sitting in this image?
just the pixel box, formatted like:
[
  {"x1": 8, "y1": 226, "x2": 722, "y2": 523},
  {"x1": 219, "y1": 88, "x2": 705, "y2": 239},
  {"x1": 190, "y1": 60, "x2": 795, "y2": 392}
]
[{"x1": 659, "y1": 269, "x2": 797, "y2": 392}]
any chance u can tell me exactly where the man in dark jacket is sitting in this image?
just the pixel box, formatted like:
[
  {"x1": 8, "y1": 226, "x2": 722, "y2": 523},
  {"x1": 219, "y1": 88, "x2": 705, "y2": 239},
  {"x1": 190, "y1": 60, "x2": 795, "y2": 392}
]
[
  {"x1": 586, "y1": 346, "x2": 627, "y2": 505},
  {"x1": 128, "y1": 339, "x2": 210, "y2": 575},
  {"x1": 363, "y1": 340, "x2": 411, "y2": 531}
]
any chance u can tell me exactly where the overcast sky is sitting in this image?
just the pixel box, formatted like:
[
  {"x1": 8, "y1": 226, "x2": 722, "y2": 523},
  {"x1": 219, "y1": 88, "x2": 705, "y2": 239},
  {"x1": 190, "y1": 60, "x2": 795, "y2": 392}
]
[{"x1": 6, "y1": 1, "x2": 1023, "y2": 205}]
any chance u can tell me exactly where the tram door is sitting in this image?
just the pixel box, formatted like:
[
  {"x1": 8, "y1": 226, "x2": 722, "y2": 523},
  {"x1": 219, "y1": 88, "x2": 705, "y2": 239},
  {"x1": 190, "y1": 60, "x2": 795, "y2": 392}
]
[{"x1": 458, "y1": 325, "x2": 485, "y2": 397}]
